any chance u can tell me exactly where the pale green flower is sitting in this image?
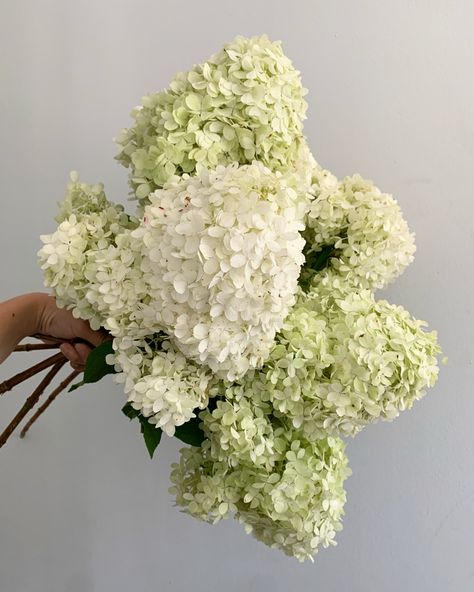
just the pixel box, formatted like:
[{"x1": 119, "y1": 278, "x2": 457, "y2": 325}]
[
  {"x1": 229, "y1": 271, "x2": 441, "y2": 438},
  {"x1": 169, "y1": 421, "x2": 350, "y2": 562},
  {"x1": 115, "y1": 34, "x2": 309, "y2": 209},
  {"x1": 200, "y1": 389, "x2": 279, "y2": 470},
  {"x1": 303, "y1": 169, "x2": 416, "y2": 290}
]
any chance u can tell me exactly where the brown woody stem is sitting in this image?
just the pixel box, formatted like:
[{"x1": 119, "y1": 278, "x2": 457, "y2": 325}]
[
  {"x1": 14, "y1": 343, "x2": 60, "y2": 352},
  {"x1": 30, "y1": 333, "x2": 87, "y2": 345},
  {"x1": 19, "y1": 368, "x2": 81, "y2": 439},
  {"x1": 0, "y1": 352, "x2": 65, "y2": 396},
  {"x1": 0, "y1": 359, "x2": 66, "y2": 448}
]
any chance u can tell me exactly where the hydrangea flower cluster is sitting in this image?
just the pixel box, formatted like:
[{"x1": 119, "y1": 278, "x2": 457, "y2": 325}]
[
  {"x1": 131, "y1": 161, "x2": 310, "y2": 379},
  {"x1": 37, "y1": 35, "x2": 442, "y2": 562},
  {"x1": 169, "y1": 422, "x2": 350, "y2": 562},
  {"x1": 219, "y1": 270, "x2": 441, "y2": 441},
  {"x1": 115, "y1": 34, "x2": 309, "y2": 209},
  {"x1": 111, "y1": 334, "x2": 213, "y2": 436},
  {"x1": 303, "y1": 169, "x2": 416, "y2": 290},
  {"x1": 38, "y1": 172, "x2": 138, "y2": 330}
]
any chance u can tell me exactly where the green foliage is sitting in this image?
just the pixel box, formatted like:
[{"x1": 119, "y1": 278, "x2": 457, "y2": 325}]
[
  {"x1": 68, "y1": 340, "x2": 116, "y2": 392},
  {"x1": 122, "y1": 403, "x2": 162, "y2": 459},
  {"x1": 121, "y1": 403, "x2": 206, "y2": 458},
  {"x1": 299, "y1": 243, "x2": 336, "y2": 292},
  {"x1": 174, "y1": 416, "x2": 206, "y2": 447}
]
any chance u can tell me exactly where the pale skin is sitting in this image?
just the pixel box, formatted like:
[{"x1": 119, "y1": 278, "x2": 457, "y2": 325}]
[{"x1": 0, "y1": 292, "x2": 109, "y2": 370}]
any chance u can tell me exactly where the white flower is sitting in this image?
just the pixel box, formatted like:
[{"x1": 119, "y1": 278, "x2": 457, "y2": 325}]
[
  {"x1": 38, "y1": 172, "x2": 138, "y2": 330},
  {"x1": 115, "y1": 161, "x2": 311, "y2": 380},
  {"x1": 109, "y1": 334, "x2": 213, "y2": 436}
]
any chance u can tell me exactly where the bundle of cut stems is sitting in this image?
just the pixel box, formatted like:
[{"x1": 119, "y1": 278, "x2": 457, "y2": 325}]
[{"x1": 0, "y1": 334, "x2": 84, "y2": 447}]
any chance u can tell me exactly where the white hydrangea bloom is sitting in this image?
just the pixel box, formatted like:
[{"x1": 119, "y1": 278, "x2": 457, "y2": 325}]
[
  {"x1": 125, "y1": 161, "x2": 310, "y2": 380},
  {"x1": 38, "y1": 172, "x2": 138, "y2": 330},
  {"x1": 304, "y1": 171, "x2": 416, "y2": 290},
  {"x1": 107, "y1": 334, "x2": 213, "y2": 436},
  {"x1": 84, "y1": 230, "x2": 148, "y2": 336},
  {"x1": 115, "y1": 34, "x2": 309, "y2": 208}
]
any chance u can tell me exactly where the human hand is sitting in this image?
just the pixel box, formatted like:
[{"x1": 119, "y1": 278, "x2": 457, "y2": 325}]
[{"x1": 35, "y1": 293, "x2": 111, "y2": 371}]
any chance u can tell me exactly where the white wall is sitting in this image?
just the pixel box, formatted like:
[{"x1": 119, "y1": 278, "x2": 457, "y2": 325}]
[{"x1": 1, "y1": 1, "x2": 473, "y2": 590}]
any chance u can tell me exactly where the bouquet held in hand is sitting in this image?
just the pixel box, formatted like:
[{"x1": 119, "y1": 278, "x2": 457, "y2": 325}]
[{"x1": 2, "y1": 35, "x2": 442, "y2": 562}]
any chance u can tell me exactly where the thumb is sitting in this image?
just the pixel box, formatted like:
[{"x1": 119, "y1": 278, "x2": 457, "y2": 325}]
[{"x1": 75, "y1": 319, "x2": 112, "y2": 348}]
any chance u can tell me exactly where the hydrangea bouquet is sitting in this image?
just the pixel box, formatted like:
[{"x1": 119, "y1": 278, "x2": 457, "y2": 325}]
[{"x1": 1, "y1": 35, "x2": 442, "y2": 562}]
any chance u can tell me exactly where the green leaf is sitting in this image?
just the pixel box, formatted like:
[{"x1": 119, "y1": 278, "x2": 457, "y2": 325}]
[
  {"x1": 122, "y1": 402, "x2": 139, "y2": 420},
  {"x1": 83, "y1": 340, "x2": 116, "y2": 382},
  {"x1": 305, "y1": 243, "x2": 336, "y2": 273},
  {"x1": 140, "y1": 417, "x2": 162, "y2": 459},
  {"x1": 174, "y1": 415, "x2": 205, "y2": 447},
  {"x1": 121, "y1": 403, "x2": 205, "y2": 455},
  {"x1": 122, "y1": 403, "x2": 162, "y2": 459},
  {"x1": 68, "y1": 379, "x2": 85, "y2": 392},
  {"x1": 68, "y1": 339, "x2": 116, "y2": 392},
  {"x1": 299, "y1": 243, "x2": 337, "y2": 292}
]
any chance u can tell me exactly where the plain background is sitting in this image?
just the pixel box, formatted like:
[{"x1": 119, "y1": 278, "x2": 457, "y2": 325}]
[{"x1": 1, "y1": 1, "x2": 473, "y2": 590}]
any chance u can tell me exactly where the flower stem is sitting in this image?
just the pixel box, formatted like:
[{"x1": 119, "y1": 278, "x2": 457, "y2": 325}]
[
  {"x1": 0, "y1": 359, "x2": 66, "y2": 448},
  {"x1": 30, "y1": 333, "x2": 87, "y2": 345},
  {"x1": 20, "y1": 368, "x2": 81, "y2": 439},
  {"x1": 0, "y1": 352, "x2": 65, "y2": 396},
  {"x1": 30, "y1": 333, "x2": 66, "y2": 344},
  {"x1": 14, "y1": 343, "x2": 60, "y2": 352}
]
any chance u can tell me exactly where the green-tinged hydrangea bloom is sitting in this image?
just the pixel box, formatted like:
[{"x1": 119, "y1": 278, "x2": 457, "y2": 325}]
[
  {"x1": 302, "y1": 170, "x2": 416, "y2": 290},
  {"x1": 169, "y1": 425, "x2": 350, "y2": 562},
  {"x1": 201, "y1": 389, "x2": 282, "y2": 470},
  {"x1": 228, "y1": 271, "x2": 441, "y2": 438},
  {"x1": 115, "y1": 34, "x2": 308, "y2": 208},
  {"x1": 38, "y1": 171, "x2": 138, "y2": 329}
]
